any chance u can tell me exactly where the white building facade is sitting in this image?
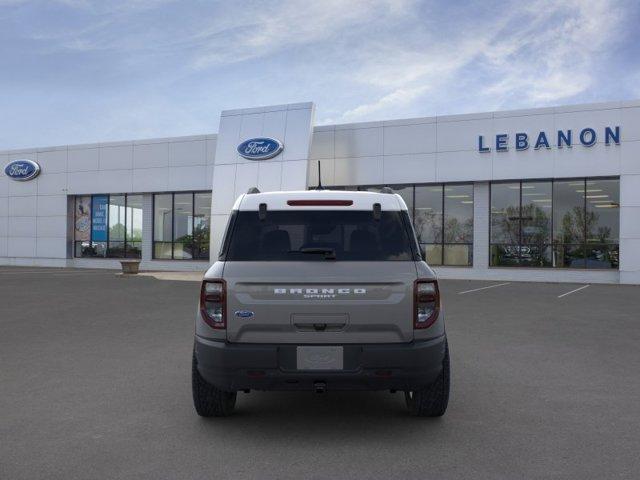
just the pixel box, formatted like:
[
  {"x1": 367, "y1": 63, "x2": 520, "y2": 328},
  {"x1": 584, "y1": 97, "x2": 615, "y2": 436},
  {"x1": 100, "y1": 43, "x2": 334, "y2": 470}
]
[{"x1": 1, "y1": 100, "x2": 639, "y2": 284}]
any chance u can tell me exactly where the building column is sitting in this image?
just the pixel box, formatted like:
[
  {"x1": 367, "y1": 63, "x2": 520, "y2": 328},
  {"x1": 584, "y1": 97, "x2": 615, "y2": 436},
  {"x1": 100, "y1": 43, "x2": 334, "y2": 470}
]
[
  {"x1": 473, "y1": 182, "x2": 490, "y2": 271},
  {"x1": 209, "y1": 103, "x2": 316, "y2": 256},
  {"x1": 619, "y1": 174, "x2": 640, "y2": 284},
  {"x1": 141, "y1": 193, "x2": 153, "y2": 262}
]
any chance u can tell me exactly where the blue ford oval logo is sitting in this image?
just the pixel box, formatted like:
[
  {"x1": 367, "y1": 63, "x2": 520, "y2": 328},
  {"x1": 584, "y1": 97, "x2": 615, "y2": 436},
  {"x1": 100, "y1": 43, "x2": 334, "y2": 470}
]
[
  {"x1": 234, "y1": 310, "x2": 254, "y2": 318},
  {"x1": 4, "y1": 159, "x2": 41, "y2": 182},
  {"x1": 237, "y1": 137, "x2": 283, "y2": 160}
]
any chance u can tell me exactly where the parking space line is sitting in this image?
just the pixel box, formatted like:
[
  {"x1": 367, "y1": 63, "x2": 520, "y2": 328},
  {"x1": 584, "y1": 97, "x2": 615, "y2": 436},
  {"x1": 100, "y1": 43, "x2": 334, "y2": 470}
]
[
  {"x1": 557, "y1": 284, "x2": 590, "y2": 298},
  {"x1": 458, "y1": 282, "x2": 511, "y2": 295}
]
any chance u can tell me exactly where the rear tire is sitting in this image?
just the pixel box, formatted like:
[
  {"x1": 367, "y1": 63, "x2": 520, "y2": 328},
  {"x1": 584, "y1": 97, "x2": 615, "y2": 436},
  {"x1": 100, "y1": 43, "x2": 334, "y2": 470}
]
[
  {"x1": 405, "y1": 341, "x2": 450, "y2": 417},
  {"x1": 192, "y1": 351, "x2": 237, "y2": 417}
]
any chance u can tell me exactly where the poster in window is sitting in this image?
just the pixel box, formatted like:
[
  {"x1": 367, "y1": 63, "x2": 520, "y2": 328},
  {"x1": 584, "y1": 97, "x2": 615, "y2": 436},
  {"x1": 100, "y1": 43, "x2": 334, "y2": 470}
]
[
  {"x1": 91, "y1": 195, "x2": 109, "y2": 242},
  {"x1": 74, "y1": 196, "x2": 91, "y2": 241}
]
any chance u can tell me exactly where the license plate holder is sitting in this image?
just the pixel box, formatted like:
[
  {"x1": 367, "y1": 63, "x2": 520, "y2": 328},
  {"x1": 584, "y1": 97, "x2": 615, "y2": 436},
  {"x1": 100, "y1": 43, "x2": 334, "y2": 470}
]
[{"x1": 296, "y1": 346, "x2": 343, "y2": 371}]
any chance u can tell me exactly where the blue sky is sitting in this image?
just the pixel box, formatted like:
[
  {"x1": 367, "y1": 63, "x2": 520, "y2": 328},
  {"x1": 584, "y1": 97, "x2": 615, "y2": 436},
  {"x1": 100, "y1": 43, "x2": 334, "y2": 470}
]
[{"x1": 1, "y1": 0, "x2": 638, "y2": 149}]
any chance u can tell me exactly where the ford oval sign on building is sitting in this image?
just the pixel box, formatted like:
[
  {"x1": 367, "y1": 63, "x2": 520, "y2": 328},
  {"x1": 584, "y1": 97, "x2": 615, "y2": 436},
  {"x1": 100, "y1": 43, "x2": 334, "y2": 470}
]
[
  {"x1": 4, "y1": 159, "x2": 41, "y2": 181},
  {"x1": 237, "y1": 137, "x2": 283, "y2": 160}
]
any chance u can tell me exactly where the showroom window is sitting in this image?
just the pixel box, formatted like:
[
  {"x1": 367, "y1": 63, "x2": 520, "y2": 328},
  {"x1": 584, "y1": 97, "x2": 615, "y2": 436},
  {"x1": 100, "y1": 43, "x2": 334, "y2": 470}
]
[
  {"x1": 340, "y1": 183, "x2": 474, "y2": 266},
  {"x1": 490, "y1": 178, "x2": 619, "y2": 268},
  {"x1": 153, "y1": 192, "x2": 211, "y2": 260},
  {"x1": 74, "y1": 194, "x2": 143, "y2": 258}
]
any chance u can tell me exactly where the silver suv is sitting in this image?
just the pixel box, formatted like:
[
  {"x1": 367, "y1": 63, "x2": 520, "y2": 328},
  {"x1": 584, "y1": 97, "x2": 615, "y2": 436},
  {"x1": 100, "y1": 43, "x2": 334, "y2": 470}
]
[{"x1": 192, "y1": 189, "x2": 449, "y2": 417}]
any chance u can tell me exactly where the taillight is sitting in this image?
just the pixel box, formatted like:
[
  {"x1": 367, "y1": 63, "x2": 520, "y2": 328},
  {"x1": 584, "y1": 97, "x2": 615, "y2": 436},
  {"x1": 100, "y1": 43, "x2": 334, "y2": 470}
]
[
  {"x1": 414, "y1": 279, "x2": 440, "y2": 329},
  {"x1": 200, "y1": 279, "x2": 226, "y2": 329}
]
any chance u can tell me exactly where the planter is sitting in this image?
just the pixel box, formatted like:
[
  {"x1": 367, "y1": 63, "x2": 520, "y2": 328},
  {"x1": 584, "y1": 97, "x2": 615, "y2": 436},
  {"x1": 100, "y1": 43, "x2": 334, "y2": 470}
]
[{"x1": 119, "y1": 259, "x2": 141, "y2": 274}]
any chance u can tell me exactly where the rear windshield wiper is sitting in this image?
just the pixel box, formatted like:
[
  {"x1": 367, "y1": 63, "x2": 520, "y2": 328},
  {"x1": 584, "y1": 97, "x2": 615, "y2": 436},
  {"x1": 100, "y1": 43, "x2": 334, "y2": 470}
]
[{"x1": 289, "y1": 248, "x2": 337, "y2": 260}]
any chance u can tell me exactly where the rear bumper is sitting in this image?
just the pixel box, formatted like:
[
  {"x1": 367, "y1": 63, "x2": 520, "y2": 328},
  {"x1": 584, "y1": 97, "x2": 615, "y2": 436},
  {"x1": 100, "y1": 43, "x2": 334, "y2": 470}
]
[{"x1": 194, "y1": 335, "x2": 447, "y2": 392}]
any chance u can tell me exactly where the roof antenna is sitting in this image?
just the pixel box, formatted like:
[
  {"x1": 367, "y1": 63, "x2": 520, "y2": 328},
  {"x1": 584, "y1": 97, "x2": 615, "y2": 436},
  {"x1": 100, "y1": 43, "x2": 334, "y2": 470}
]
[{"x1": 315, "y1": 161, "x2": 324, "y2": 190}]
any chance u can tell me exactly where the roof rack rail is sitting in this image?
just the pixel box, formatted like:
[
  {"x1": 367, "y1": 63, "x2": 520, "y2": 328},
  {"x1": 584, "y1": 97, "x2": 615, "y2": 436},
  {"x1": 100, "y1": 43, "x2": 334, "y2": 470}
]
[
  {"x1": 380, "y1": 186, "x2": 394, "y2": 194},
  {"x1": 247, "y1": 187, "x2": 261, "y2": 194}
]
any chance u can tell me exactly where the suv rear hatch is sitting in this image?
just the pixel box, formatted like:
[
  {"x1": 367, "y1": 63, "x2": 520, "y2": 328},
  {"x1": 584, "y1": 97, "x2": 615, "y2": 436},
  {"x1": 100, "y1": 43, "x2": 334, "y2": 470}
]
[{"x1": 220, "y1": 207, "x2": 419, "y2": 344}]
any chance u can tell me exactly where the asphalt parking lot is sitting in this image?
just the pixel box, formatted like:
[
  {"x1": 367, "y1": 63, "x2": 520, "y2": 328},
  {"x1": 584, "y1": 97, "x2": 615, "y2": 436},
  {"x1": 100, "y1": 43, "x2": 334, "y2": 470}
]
[{"x1": 1, "y1": 267, "x2": 639, "y2": 479}]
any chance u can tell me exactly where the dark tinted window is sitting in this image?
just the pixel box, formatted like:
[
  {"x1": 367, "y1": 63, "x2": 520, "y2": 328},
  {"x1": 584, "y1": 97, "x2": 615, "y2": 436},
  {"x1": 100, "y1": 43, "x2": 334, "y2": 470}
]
[{"x1": 226, "y1": 210, "x2": 415, "y2": 261}]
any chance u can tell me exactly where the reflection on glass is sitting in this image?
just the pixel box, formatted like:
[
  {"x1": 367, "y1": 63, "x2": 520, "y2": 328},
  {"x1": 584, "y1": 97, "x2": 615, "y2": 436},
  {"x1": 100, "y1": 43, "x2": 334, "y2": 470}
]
[
  {"x1": 109, "y1": 194, "x2": 126, "y2": 241},
  {"x1": 491, "y1": 183, "x2": 520, "y2": 245},
  {"x1": 444, "y1": 184, "x2": 473, "y2": 244},
  {"x1": 585, "y1": 179, "x2": 619, "y2": 244},
  {"x1": 194, "y1": 193, "x2": 212, "y2": 260},
  {"x1": 554, "y1": 244, "x2": 586, "y2": 269},
  {"x1": 422, "y1": 244, "x2": 442, "y2": 265},
  {"x1": 444, "y1": 244, "x2": 472, "y2": 266},
  {"x1": 153, "y1": 194, "x2": 172, "y2": 260},
  {"x1": 490, "y1": 244, "x2": 520, "y2": 267},
  {"x1": 553, "y1": 180, "x2": 585, "y2": 244},
  {"x1": 154, "y1": 194, "x2": 172, "y2": 242},
  {"x1": 520, "y1": 181, "x2": 552, "y2": 267},
  {"x1": 152, "y1": 192, "x2": 212, "y2": 261},
  {"x1": 173, "y1": 193, "x2": 193, "y2": 259},
  {"x1": 343, "y1": 183, "x2": 473, "y2": 267},
  {"x1": 585, "y1": 244, "x2": 618, "y2": 269},
  {"x1": 126, "y1": 195, "x2": 143, "y2": 258},
  {"x1": 154, "y1": 242, "x2": 172, "y2": 259},
  {"x1": 75, "y1": 193, "x2": 144, "y2": 259},
  {"x1": 490, "y1": 178, "x2": 619, "y2": 269},
  {"x1": 415, "y1": 185, "x2": 443, "y2": 245}
]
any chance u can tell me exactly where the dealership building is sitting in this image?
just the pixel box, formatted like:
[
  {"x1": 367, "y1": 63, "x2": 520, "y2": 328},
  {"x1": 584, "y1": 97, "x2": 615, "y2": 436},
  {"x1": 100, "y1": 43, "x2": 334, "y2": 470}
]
[{"x1": 1, "y1": 100, "x2": 639, "y2": 284}]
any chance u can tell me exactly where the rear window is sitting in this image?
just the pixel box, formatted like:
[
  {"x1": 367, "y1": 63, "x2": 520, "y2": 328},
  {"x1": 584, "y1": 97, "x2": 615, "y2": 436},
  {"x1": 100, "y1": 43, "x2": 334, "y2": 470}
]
[{"x1": 224, "y1": 210, "x2": 416, "y2": 261}]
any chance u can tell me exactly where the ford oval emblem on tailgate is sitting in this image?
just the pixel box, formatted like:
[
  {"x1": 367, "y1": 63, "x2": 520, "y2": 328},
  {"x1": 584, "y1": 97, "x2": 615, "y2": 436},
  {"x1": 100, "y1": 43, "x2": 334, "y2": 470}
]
[{"x1": 234, "y1": 310, "x2": 254, "y2": 318}]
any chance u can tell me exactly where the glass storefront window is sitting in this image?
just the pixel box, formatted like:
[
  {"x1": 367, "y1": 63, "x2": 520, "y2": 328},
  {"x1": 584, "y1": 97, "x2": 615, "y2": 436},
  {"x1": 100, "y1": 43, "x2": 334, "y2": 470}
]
[
  {"x1": 74, "y1": 194, "x2": 143, "y2": 259},
  {"x1": 342, "y1": 183, "x2": 474, "y2": 266},
  {"x1": 415, "y1": 185, "x2": 444, "y2": 265},
  {"x1": 173, "y1": 193, "x2": 194, "y2": 260},
  {"x1": 491, "y1": 177, "x2": 619, "y2": 269},
  {"x1": 108, "y1": 194, "x2": 126, "y2": 257},
  {"x1": 74, "y1": 196, "x2": 92, "y2": 257},
  {"x1": 126, "y1": 195, "x2": 143, "y2": 258},
  {"x1": 193, "y1": 192, "x2": 212, "y2": 260},
  {"x1": 444, "y1": 184, "x2": 473, "y2": 266},
  {"x1": 553, "y1": 180, "x2": 585, "y2": 245},
  {"x1": 154, "y1": 193, "x2": 173, "y2": 259},
  {"x1": 520, "y1": 181, "x2": 552, "y2": 267},
  {"x1": 153, "y1": 191, "x2": 212, "y2": 261}
]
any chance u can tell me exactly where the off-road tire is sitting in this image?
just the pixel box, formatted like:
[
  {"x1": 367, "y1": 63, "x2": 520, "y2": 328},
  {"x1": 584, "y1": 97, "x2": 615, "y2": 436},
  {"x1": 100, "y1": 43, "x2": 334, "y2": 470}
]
[
  {"x1": 192, "y1": 351, "x2": 237, "y2": 417},
  {"x1": 405, "y1": 341, "x2": 450, "y2": 417}
]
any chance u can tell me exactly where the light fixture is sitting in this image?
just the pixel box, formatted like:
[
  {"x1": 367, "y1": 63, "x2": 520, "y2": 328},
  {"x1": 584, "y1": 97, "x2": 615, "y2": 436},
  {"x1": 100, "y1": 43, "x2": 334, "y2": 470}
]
[
  {"x1": 585, "y1": 195, "x2": 609, "y2": 199},
  {"x1": 446, "y1": 195, "x2": 470, "y2": 199}
]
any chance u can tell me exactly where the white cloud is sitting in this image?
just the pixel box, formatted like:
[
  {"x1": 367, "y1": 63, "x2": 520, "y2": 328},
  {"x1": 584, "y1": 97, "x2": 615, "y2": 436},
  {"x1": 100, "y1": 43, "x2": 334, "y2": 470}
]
[
  {"x1": 333, "y1": 0, "x2": 625, "y2": 122},
  {"x1": 190, "y1": 0, "x2": 416, "y2": 69},
  {"x1": 0, "y1": 0, "x2": 633, "y2": 149},
  {"x1": 480, "y1": 0, "x2": 623, "y2": 105}
]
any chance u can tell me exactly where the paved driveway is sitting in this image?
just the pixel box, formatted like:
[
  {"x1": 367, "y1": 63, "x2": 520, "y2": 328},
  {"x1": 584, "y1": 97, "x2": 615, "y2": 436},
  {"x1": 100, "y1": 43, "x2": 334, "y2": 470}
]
[{"x1": 1, "y1": 267, "x2": 639, "y2": 479}]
